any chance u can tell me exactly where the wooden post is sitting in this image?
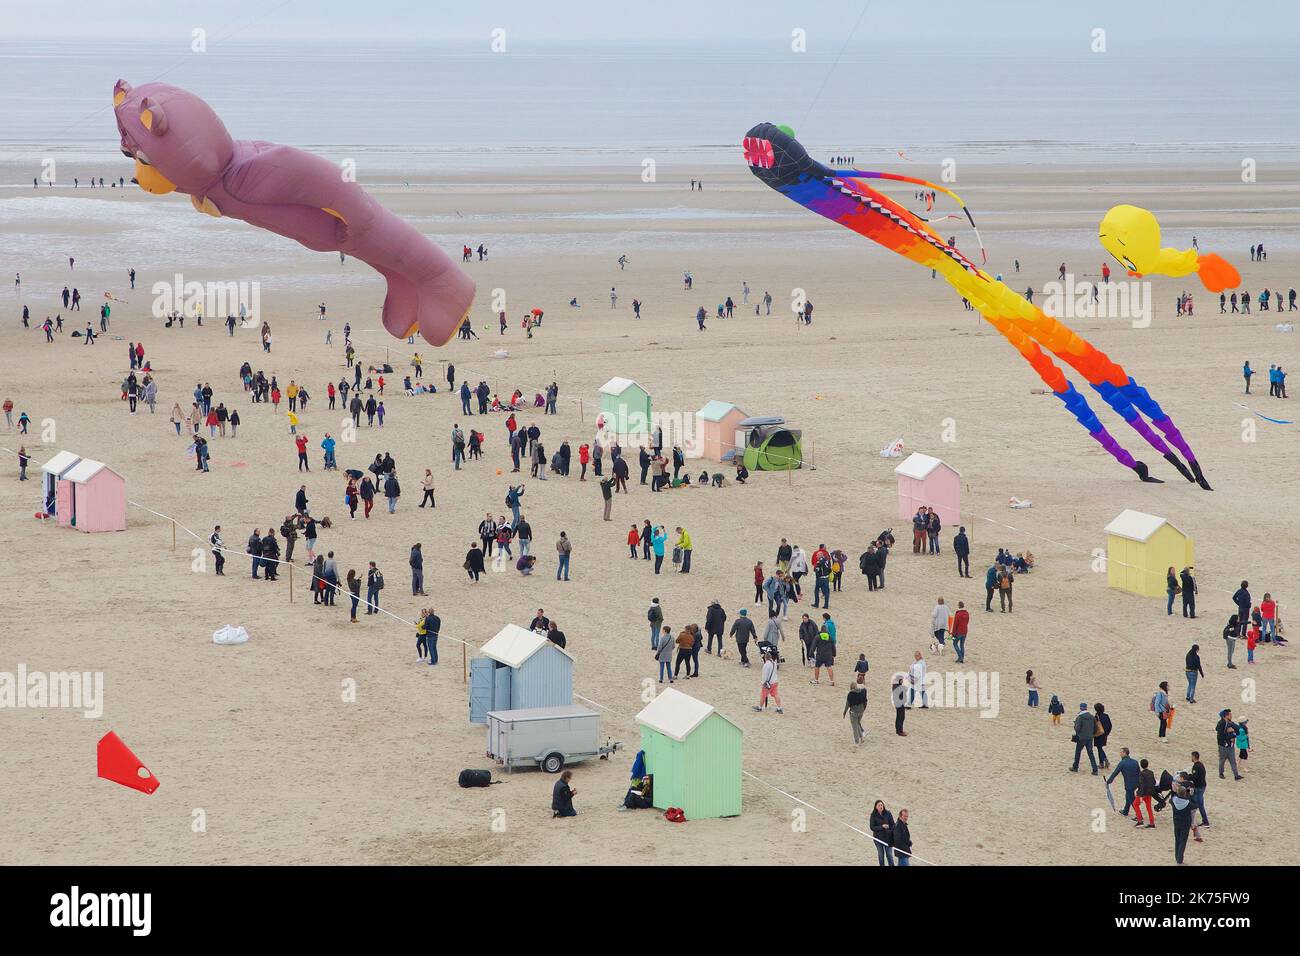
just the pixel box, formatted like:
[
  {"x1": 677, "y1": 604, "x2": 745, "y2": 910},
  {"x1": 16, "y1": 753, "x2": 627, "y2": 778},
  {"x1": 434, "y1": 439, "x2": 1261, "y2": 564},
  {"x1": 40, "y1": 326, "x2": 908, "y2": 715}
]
[
  {"x1": 288, "y1": 562, "x2": 294, "y2": 604},
  {"x1": 968, "y1": 512, "x2": 974, "y2": 550},
  {"x1": 462, "y1": 642, "x2": 467, "y2": 683},
  {"x1": 171, "y1": 519, "x2": 176, "y2": 552}
]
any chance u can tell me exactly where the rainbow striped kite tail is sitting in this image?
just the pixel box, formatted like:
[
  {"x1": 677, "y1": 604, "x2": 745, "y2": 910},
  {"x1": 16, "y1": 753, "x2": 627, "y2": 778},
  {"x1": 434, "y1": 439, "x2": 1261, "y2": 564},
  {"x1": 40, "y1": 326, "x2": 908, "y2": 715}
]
[
  {"x1": 1054, "y1": 381, "x2": 1159, "y2": 480},
  {"x1": 1117, "y1": 378, "x2": 1211, "y2": 490}
]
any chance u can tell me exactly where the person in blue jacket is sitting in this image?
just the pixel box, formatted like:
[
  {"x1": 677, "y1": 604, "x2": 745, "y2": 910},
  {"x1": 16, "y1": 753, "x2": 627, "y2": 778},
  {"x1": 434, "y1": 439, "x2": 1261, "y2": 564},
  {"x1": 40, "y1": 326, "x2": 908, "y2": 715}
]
[{"x1": 1106, "y1": 747, "x2": 1141, "y2": 817}]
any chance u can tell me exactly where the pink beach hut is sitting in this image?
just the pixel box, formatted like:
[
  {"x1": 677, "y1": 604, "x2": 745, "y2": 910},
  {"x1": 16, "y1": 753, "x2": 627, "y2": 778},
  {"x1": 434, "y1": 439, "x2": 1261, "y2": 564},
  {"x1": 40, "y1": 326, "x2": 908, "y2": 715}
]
[
  {"x1": 695, "y1": 401, "x2": 748, "y2": 461},
  {"x1": 56, "y1": 458, "x2": 127, "y2": 532},
  {"x1": 894, "y1": 452, "x2": 961, "y2": 527}
]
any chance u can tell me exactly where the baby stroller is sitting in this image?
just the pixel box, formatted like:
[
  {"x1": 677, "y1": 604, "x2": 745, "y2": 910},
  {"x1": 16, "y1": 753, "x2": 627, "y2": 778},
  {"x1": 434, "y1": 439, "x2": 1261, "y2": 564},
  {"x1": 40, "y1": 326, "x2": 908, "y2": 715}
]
[{"x1": 757, "y1": 640, "x2": 784, "y2": 664}]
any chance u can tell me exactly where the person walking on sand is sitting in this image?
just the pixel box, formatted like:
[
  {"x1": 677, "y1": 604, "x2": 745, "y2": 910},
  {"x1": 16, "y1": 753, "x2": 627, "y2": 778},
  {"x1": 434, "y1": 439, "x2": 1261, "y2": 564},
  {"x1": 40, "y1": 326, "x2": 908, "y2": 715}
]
[
  {"x1": 1171, "y1": 772, "x2": 1196, "y2": 863},
  {"x1": 731, "y1": 607, "x2": 756, "y2": 667},
  {"x1": 751, "y1": 648, "x2": 784, "y2": 713},
  {"x1": 1215, "y1": 710, "x2": 1243, "y2": 780},
  {"x1": 1093, "y1": 702, "x2": 1112, "y2": 768},
  {"x1": 844, "y1": 681, "x2": 867, "y2": 746},
  {"x1": 655, "y1": 625, "x2": 675, "y2": 684},
  {"x1": 930, "y1": 596, "x2": 949, "y2": 651},
  {"x1": 410, "y1": 543, "x2": 426, "y2": 596},
  {"x1": 555, "y1": 531, "x2": 572, "y2": 581},
  {"x1": 951, "y1": 601, "x2": 970, "y2": 663},
  {"x1": 810, "y1": 621, "x2": 836, "y2": 685},
  {"x1": 365, "y1": 562, "x2": 384, "y2": 615},
  {"x1": 1106, "y1": 747, "x2": 1140, "y2": 818},
  {"x1": 1154, "y1": 681, "x2": 1172, "y2": 739},
  {"x1": 1179, "y1": 566, "x2": 1197, "y2": 618},
  {"x1": 1069, "y1": 702, "x2": 1099, "y2": 775},
  {"x1": 600, "y1": 475, "x2": 614, "y2": 521},
  {"x1": 1134, "y1": 758, "x2": 1157, "y2": 829},
  {"x1": 1185, "y1": 644, "x2": 1204, "y2": 703},
  {"x1": 869, "y1": 801, "x2": 895, "y2": 866}
]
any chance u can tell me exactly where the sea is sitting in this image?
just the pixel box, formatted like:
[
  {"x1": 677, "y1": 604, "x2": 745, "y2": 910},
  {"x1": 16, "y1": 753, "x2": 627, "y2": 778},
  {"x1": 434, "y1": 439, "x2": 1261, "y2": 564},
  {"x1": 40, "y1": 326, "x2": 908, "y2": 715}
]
[{"x1": 2, "y1": 38, "x2": 1299, "y2": 179}]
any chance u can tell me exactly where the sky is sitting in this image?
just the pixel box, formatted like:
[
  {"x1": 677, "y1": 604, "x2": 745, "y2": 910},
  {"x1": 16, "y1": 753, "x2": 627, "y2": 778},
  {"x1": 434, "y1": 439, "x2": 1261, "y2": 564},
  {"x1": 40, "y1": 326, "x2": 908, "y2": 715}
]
[{"x1": 6, "y1": 0, "x2": 1294, "y2": 51}]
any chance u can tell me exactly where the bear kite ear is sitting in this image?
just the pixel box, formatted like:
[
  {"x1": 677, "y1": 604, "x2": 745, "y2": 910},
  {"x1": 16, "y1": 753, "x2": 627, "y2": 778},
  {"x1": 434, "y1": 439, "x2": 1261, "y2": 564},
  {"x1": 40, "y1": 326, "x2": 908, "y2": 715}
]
[
  {"x1": 139, "y1": 97, "x2": 168, "y2": 134},
  {"x1": 113, "y1": 79, "x2": 132, "y2": 107}
]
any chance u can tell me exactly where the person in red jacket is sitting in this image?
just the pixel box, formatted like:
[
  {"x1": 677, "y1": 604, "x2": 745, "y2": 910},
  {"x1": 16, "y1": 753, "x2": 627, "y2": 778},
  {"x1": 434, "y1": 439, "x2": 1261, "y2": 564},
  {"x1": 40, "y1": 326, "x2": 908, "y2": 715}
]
[
  {"x1": 295, "y1": 433, "x2": 309, "y2": 471},
  {"x1": 753, "y1": 561, "x2": 765, "y2": 604},
  {"x1": 327, "y1": 381, "x2": 336, "y2": 410},
  {"x1": 578, "y1": 442, "x2": 591, "y2": 481},
  {"x1": 1259, "y1": 593, "x2": 1277, "y2": 643},
  {"x1": 627, "y1": 524, "x2": 640, "y2": 559},
  {"x1": 951, "y1": 601, "x2": 970, "y2": 663}
]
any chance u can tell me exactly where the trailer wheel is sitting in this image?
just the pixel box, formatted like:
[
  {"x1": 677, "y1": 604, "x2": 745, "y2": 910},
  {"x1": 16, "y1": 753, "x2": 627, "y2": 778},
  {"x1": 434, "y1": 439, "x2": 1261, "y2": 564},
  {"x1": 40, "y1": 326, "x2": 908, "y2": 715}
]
[{"x1": 541, "y1": 752, "x2": 565, "y2": 774}]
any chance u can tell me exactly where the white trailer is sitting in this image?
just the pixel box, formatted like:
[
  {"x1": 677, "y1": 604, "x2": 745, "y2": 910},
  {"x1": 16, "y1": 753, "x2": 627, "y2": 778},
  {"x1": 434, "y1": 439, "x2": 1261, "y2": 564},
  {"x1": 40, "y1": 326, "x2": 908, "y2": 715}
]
[{"x1": 485, "y1": 705, "x2": 621, "y2": 773}]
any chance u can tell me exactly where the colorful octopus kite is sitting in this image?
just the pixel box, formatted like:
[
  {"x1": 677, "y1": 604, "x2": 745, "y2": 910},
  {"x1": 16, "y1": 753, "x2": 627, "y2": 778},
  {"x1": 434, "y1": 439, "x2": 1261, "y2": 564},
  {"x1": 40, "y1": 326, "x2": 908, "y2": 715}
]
[
  {"x1": 113, "y1": 80, "x2": 475, "y2": 346},
  {"x1": 744, "y1": 123, "x2": 1214, "y2": 488}
]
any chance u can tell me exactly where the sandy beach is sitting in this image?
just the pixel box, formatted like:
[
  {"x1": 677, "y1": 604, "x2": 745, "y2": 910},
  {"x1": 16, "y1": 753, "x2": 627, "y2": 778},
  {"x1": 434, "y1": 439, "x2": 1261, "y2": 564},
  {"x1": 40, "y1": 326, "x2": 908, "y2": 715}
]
[{"x1": 1, "y1": 158, "x2": 1297, "y2": 867}]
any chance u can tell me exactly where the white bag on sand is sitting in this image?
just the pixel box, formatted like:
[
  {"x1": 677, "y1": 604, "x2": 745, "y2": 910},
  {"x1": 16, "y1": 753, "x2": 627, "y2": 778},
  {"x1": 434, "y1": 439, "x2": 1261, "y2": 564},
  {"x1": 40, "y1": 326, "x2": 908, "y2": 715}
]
[
  {"x1": 493, "y1": 349, "x2": 509, "y2": 358},
  {"x1": 1008, "y1": 497, "x2": 1033, "y2": 509},
  {"x1": 879, "y1": 438, "x2": 904, "y2": 458},
  {"x1": 213, "y1": 625, "x2": 250, "y2": 645},
  {"x1": 1276, "y1": 323, "x2": 1294, "y2": 333}
]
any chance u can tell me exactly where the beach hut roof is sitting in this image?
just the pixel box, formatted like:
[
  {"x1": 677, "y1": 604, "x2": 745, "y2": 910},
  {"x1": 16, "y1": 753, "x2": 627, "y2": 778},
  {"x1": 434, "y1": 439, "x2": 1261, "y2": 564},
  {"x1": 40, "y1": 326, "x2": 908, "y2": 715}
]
[
  {"x1": 41, "y1": 451, "x2": 82, "y2": 475},
  {"x1": 1104, "y1": 509, "x2": 1183, "y2": 543},
  {"x1": 894, "y1": 452, "x2": 959, "y2": 480},
  {"x1": 63, "y1": 458, "x2": 115, "y2": 483},
  {"x1": 481, "y1": 623, "x2": 573, "y2": 668},
  {"x1": 636, "y1": 687, "x2": 739, "y2": 742},
  {"x1": 697, "y1": 400, "x2": 744, "y2": 422},
  {"x1": 600, "y1": 377, "x2": 644, "y2": 396}
]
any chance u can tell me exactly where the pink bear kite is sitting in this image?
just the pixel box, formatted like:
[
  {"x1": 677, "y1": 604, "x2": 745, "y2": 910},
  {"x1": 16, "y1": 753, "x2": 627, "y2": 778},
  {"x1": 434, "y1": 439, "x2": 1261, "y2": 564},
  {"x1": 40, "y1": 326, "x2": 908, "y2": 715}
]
[{"x1": 112, "y1": 80, "x2": 475, "y2": 346}]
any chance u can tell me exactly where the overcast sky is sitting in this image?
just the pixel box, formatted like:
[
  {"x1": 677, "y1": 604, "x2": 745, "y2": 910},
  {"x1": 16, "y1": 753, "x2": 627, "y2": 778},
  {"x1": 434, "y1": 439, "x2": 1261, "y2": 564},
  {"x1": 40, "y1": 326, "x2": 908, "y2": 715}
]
[{"x1": 6, "y1": 0, "x2": 1291, "y2": 50}]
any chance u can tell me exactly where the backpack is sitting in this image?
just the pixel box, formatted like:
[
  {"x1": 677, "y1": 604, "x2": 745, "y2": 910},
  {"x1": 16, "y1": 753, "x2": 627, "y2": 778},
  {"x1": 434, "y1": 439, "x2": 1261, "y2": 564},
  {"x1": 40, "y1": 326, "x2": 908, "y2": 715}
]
[
  {"x1": 373, "y1": 571, "x2": 385, "y2": 590},
  {"x1": 647, "y1": 606, "x2": 657, "y2": 622},
  {"x1": 458, "y1": 769, "x2": 492, "y2": 788}
]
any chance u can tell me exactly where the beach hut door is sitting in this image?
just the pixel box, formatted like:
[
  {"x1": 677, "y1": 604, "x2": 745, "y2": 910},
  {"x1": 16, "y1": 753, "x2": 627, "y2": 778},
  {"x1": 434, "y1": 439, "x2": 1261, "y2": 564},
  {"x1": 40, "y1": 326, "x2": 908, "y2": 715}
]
[
  {"x1": 494, "y1": 665, "x2": 513, "y2": 710},
  {"x1": 469, "y1": 658, "x2": 495, "y2": 722},
  {"x1": 56, "y1": 481, "x2": 73, "y2": 526}
]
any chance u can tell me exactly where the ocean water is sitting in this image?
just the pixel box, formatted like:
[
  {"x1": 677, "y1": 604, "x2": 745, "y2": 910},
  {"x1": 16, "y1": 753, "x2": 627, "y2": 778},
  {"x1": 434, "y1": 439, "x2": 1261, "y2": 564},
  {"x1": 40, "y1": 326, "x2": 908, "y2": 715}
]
[{"x1": 2, "y1": 39, "x2": 1299, "y2": 175}]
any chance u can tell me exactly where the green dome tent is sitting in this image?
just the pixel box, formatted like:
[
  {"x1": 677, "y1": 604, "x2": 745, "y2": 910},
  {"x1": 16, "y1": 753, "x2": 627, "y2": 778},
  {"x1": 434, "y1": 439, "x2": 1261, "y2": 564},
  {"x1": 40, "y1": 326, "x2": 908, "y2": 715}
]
[{"x1": 742, "y1": 422, "x2": 803, "y2": 471}]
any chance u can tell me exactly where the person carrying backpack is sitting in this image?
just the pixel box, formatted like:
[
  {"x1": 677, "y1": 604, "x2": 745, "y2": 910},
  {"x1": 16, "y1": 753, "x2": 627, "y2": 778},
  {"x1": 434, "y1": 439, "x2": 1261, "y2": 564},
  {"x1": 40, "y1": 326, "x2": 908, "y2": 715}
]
[{"x1": 998, "y1": 567, "x2": 1014, "y2": 612}]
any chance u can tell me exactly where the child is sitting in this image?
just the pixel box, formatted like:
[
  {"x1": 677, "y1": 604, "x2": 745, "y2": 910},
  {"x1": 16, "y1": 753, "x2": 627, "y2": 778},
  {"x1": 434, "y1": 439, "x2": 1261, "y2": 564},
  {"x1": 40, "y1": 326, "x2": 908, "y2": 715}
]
[
  {"x1": 1246, "y1": 621, "x2": 1260, "y2": 664},
  {"x1": 1048, "y1": 694, "x2": 1064, "y2": 724},
  {"x1": 1236, "y1": 719, "x2": 1250, "y2": 770},
  {"x1": 1026, "y1": 670, "x2": 1041, "y2": 707},
  {"x1": 377, "y1": 402, "x2": 386, "y2": 428},
  {"x1": 854, "y1": 654, "x2": 868, "y2": 685}
]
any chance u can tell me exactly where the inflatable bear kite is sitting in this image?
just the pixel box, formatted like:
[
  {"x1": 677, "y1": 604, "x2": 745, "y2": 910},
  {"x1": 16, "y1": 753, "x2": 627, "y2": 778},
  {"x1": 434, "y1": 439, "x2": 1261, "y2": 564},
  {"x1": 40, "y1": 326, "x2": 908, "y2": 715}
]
[{"x1": 112, "y1": 80, "x2": 475, "y2": 346}]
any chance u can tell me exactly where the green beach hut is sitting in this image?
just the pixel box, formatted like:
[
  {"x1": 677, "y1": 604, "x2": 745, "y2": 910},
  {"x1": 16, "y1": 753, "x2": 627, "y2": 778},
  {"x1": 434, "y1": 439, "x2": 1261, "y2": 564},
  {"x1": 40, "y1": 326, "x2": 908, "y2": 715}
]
[
  {"x1": 635, "y1": 687, "x2": 742, "y2": 819},
  {"x1": 599, "y1": 377, "x2": 652, "y2": 439}
]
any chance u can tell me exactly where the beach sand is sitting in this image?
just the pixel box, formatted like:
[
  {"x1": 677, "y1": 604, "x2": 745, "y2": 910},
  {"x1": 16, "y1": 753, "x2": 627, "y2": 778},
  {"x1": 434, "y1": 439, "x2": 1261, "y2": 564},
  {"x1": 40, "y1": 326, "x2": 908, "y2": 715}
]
[{"x1": 1, "y1": 161, "x2": 1297, "y2": 865}]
